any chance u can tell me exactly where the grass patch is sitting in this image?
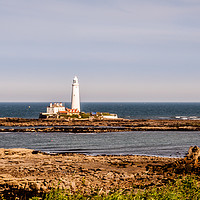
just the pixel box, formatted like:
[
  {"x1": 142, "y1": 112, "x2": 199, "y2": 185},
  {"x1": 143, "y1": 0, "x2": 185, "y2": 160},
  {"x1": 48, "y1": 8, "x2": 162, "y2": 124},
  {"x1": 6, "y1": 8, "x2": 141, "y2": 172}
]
[
  {"x1": 29, "y1": 176, "x2": 200, "y2": 200},
  {"x1": 80, "y1": 112, "x2": 91, "y2": 118}
]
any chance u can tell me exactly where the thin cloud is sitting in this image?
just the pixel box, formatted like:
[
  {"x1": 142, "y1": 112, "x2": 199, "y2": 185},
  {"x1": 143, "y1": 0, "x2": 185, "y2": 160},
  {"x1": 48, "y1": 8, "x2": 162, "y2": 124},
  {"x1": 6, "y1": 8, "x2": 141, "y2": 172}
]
[{"x1": 0, "y1": 0, "x2": 200, "y2": 101}]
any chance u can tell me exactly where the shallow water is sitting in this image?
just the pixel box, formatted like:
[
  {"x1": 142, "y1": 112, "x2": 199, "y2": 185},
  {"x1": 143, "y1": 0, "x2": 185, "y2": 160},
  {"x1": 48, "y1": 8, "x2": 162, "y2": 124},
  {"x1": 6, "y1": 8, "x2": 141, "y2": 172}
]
[
  {"x1": 1, "y1": 102, "x2": 200, "y2": 157},
  {"x1": 1, "y1": 131, "x2": 200, "y2": 157}
]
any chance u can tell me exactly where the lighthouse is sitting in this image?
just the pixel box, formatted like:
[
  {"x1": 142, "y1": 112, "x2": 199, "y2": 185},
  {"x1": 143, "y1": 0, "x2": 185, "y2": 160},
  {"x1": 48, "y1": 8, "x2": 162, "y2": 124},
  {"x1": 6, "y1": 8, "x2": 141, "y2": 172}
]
[{"x1": 71, "y1": 76, "x2": 80, "y2": 112}]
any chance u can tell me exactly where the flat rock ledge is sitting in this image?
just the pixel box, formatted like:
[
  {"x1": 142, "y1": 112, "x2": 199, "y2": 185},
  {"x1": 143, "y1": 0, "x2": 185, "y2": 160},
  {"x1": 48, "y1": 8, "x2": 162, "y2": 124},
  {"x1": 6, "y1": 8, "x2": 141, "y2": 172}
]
[
  {"x1": 1, "y1": 118, "x2": 200, "y2": 133},
  {"x1": 0, "y1": 147, "x2": 199, "y2": 199}
]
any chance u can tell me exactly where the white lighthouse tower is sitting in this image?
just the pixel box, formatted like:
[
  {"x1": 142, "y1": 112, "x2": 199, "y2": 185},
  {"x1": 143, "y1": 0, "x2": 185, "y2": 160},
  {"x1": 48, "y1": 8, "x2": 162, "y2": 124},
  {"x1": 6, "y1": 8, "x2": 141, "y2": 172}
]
[{"x1": 71, "y1": 76, "x2": 80, "y2": 112}]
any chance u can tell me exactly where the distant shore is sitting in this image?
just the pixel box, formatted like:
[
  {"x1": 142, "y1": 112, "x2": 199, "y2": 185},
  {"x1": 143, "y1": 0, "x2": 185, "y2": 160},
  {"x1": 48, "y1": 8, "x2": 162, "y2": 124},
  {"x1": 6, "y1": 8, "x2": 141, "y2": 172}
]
[{"x1": 1, "y1": 117, "x2": 200, "y2": 132}]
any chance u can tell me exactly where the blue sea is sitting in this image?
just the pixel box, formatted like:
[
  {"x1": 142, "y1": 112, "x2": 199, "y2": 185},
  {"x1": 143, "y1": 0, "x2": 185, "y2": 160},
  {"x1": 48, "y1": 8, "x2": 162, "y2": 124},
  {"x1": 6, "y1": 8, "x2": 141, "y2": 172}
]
[
  {"x1": 0, "y1": 102, "x2": 200, "y2": 157},
  {"x1": 1, "y1": 102, "x2": 200, "y2": 119}
]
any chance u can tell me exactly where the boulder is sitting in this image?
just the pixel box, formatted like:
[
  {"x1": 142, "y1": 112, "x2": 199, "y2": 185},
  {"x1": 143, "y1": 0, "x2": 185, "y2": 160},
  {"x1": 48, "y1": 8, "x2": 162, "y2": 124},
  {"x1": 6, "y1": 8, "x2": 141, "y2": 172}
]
[
  {"x1": 146, "y1": 146, "x2": 200, "y2": 176},
  {"x1": 184, "y1": 145, "x2": 200, "y2": 166}
]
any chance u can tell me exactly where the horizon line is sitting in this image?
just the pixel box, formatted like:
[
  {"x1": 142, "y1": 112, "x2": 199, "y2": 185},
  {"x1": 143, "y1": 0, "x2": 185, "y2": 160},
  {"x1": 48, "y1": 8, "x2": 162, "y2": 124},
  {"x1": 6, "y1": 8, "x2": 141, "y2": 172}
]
[{"x1": 0, "y1": 101, "x2": 200, "y2": 103}]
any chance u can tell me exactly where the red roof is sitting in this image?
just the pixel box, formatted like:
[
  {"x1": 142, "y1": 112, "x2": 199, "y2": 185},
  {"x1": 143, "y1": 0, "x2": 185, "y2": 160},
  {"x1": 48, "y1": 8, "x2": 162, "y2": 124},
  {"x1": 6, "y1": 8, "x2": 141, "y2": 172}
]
[
  {"x1": 66, "y1": 108, "x2": 79, "y2": 113},
  {"x1": 59, "y1": 111, "x2": 68, "y2": 114}
]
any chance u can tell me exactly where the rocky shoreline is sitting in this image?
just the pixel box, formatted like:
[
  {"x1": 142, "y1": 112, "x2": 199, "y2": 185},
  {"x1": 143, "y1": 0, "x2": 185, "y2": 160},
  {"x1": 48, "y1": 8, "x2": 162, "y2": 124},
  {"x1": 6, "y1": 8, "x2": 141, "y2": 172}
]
[
  {"x1": 0, "y1": 146, "x2": 200, "y2": 199},
  {"x1": 1, "y1": 118, "x2": 200, "y2": 133},
  {"x1": 1, "y1": 118, "x2": 200, "y2": 198}
]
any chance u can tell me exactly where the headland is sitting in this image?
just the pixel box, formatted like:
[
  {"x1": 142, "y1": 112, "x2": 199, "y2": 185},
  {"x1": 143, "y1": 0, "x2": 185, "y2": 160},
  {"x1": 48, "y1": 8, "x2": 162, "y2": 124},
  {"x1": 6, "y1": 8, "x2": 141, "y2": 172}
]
[{"x1": 1, "y1": 118, "x2": 200, "y2": 133}]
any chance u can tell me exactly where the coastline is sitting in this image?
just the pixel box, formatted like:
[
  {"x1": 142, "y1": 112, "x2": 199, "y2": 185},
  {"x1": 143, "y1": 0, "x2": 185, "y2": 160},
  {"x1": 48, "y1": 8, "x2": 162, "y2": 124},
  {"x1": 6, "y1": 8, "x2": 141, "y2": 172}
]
[
  {"x1": 1, "y1": 118, "x2": 200, "y2": 133},
  {"x1": 0, "y1": 148, "x2": 181, "y2": 198},
  {"x1": 0, "y1": 147, "x2": 199, "y2": 199},
  {"x1": 1, "y1": 116, "x2": 199, "y2": 198}
]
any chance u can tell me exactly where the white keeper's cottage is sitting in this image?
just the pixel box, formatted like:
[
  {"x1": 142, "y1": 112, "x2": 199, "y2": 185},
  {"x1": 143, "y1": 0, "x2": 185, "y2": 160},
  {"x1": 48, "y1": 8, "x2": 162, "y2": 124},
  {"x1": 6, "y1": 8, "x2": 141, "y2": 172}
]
[{"x1": 46, "y1": 103, "x2": 65, "y2": 114}]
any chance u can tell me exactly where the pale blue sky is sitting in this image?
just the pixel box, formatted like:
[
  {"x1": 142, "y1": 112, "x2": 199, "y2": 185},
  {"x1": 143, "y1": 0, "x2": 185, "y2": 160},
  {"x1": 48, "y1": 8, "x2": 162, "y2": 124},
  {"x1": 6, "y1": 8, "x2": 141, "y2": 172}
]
[{"x1": 0, "y1": 0, "x2": 200, "y2": 102}]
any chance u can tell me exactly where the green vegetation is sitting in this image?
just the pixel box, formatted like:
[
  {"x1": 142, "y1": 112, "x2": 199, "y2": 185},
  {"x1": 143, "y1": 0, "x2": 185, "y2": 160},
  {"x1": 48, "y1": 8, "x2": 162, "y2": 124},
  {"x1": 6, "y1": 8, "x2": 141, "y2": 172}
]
[
  {"x1": 30, "y1": 176, "x2": 200, "y2": 200},
  {"x1": 101, "y1": 112, "x2": 111, "y2": 116},
  {"x1": 80, "y1": 112, "x2": 91, "y2": 118},
  {"x1": 58, "y1": 111, "x2": 115, "y2": 119},
  {"x1": 58, "y1": 114, "x2": 80, "y2": 119},
  {"x1": 68, "y1": 114, "x2": 80, "y2": 118}
]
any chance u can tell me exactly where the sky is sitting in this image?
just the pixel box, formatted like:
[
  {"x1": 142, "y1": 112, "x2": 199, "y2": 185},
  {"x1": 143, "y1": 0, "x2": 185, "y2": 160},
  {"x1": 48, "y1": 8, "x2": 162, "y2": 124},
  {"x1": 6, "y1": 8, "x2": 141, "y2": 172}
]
[{"x1": 0, "y1": 0, "x2": 200, "y2": 102}]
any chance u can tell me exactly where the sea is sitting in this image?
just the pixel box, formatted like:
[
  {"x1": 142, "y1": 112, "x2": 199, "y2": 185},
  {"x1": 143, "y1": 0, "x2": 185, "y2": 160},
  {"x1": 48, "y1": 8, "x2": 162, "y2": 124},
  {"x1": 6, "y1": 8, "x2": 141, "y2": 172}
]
[{"x1": 0, "y1": 102, "x2": 200, "y2": 157}]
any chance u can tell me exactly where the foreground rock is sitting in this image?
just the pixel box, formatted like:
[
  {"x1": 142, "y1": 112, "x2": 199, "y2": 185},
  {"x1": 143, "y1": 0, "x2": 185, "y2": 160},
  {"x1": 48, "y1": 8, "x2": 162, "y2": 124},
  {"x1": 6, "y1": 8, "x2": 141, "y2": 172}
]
[
  {"x1": 1, "y1": 147, "x2": 200, "y2": 199},
  {"x1": 147, "y1": 146, "x2": 200, "y2": 177},
  {"x1": 0, "y1": 148, "x2": 179, "y2": 199}
]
